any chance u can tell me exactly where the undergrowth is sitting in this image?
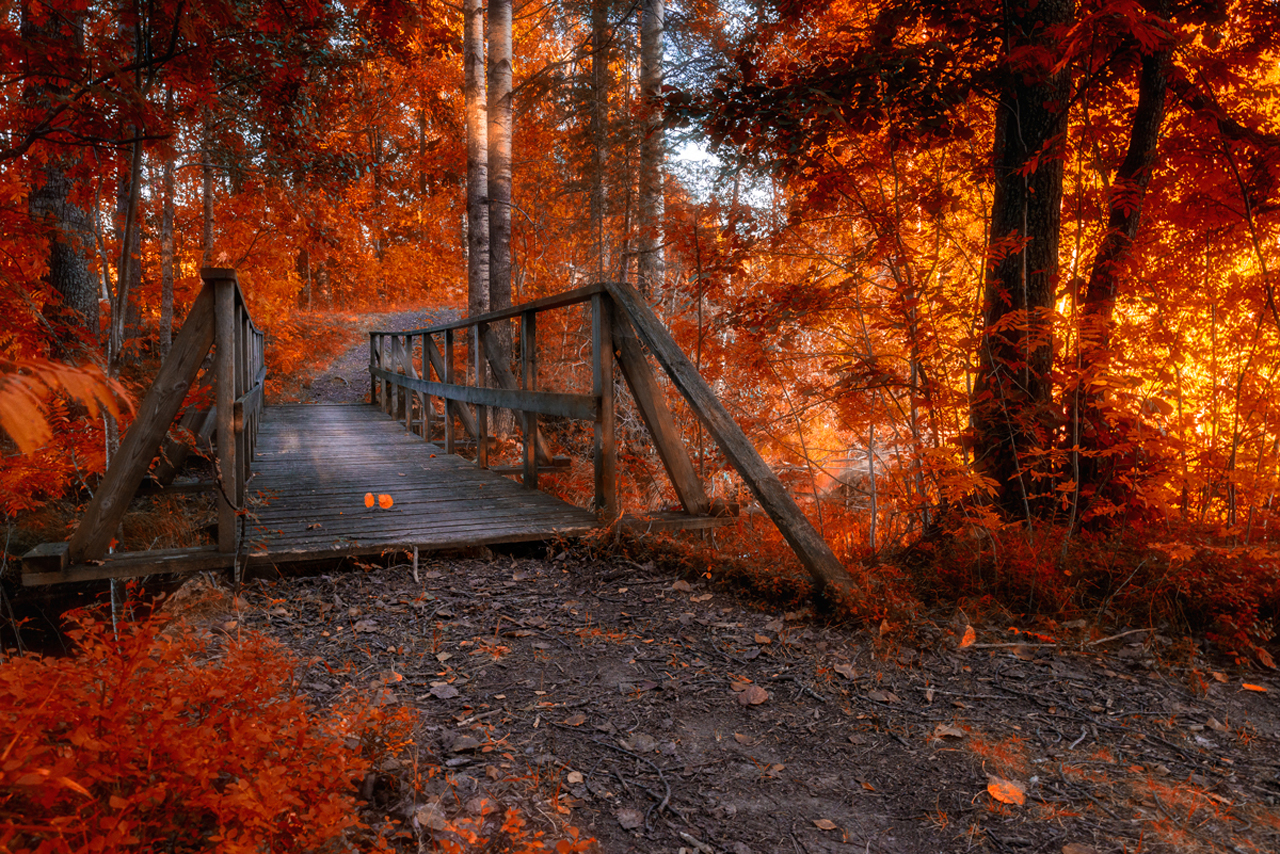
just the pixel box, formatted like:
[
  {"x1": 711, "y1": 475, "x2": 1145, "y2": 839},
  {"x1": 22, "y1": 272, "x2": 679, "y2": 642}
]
[{"x1": 0, "y1": 599, "x2": 595, "y2": 853}]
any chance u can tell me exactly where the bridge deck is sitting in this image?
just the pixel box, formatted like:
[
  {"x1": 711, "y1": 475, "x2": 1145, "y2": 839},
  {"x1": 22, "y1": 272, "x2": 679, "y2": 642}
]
[{"x1": 247, "y1": 405, "x2": 599, "y2": 562}]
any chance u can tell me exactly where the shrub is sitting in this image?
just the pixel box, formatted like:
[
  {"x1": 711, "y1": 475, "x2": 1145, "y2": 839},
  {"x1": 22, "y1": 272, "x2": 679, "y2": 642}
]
[{"x1": 0, "y1": 609, "x2": 370, "y2": 853}]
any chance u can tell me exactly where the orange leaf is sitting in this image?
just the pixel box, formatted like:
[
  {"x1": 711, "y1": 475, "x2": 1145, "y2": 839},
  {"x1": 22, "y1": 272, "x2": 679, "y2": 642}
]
[
  {"x1": 57, "y1": 776, "x2": 92, "y2": 798},
  {"x1": 813, "y1": 819, "x2": 837, "y2": 830},
  {"x1": 1242, "y1": 683, "x2": 1267, "y2": 692},
  {"x1": 364, "y1": 493, "x2": 375, "y2": 508},
  {"x1": 1255, "y1": 647, "x2": 1276, "y2": 669},
  {"x1": 959, "y1": 625, "x2": 976, "y2": 648},
  {"x1": 987, "y1": 777, "x2": 1025, "y2": 805},
  {"x1": 378, "y1": 494, "x2": 394, "y2": 509}
]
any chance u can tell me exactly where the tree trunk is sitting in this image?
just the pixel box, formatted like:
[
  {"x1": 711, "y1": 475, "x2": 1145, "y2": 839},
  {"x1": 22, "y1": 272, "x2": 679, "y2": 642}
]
[
  {"x1": 1070, "y1": 7, "x2": 1173, "y2": 506},
  {"x1": 970, "y1": 0, "x2": 1073, "y2": 519},
  {"x1": 636, "y1": 0, "x2": 665, "y2": 293},
  {"x1": 488, "y1": 0, "x2": 515, "y2": 436},
  {"x1": 201, "y1": 111, "x2": 215, "y2": 267},
  {"x1": 21, "y1": 3, "x2": 97, "y2": 345},
  {"x1": 159, "y1": 92, "x2": 176, "y2": 358},
  {"x1": 589, "y1": 0, "x2": 610, "y2": 281},
  {"x1": 464, "y1": 0, "x2": 490, "y2": 321}
]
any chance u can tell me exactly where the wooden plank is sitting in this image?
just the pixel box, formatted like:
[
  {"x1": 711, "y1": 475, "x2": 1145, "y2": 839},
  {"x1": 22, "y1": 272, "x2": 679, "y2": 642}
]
[
  {"x1": 25, "y1": 544, "x2": 234, "y2": 587},
  {"x1": 604, "y1": 281, "x2": 854, "y2": 598},
  {"x1": 370, "y1": 367, "x2": 597, "y2": 421},
  {"x1": 612, "y1": 311, "x2": 711, "y2": 516},
  {"x1": 430, "y1": 330, "x2": 472, "y2": 451},
  {"x1": 592, "y1": 293, "x2": 617, "y2": 519},
  {"x1": 152, "y1": 402, "x2": 212, "y2": 486},
  {"x1": 618, "y1": 511, "x2": 740, "y2": 534},
  {"x1": 66, "y1": 281, "x2": 218, "y2": 563},
  {"x1": 479, "y1": 325, "x2": 555, "y2": 465}
]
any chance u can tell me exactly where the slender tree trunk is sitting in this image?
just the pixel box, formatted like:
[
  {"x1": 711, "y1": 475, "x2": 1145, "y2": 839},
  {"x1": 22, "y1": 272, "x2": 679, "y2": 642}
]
[
  {"x1": 636, "y1": 0, "x2": 665, "y2": 293},
  {"x1": 1070, "y1": 9, "x2": 1172, "y2": 509},
  {"x1": 970, "y1": 0, "x2": 1073, "y2": 519},
  {"x1": 589, "y1": 0, "x2": 610, "y2": 281},
  {"x1": 201, "y1": 111, "x2": 215, "y2": 267},
  {"x1": 159, "y1": 91, "x2": 176, "y2": 358},
  {"x1": 487, "y1": 0, "x2": 515, "y2": 435},
  {"x1": 464, "y1": 0, "x2": 489, "y2": 321},
  {"x1": 110, "y1": 138, "x2": 144, "y2": 376}
]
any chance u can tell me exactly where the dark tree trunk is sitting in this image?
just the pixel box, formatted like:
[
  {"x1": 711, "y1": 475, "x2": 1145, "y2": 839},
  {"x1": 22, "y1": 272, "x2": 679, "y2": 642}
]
[
  {"x1": 970, "y1": 0, "x2": 1073, "y2": 518},
  {"x1": 21, "y1": 2, "x2": 97, "y2": 345},
  {"x1": 1069, "y1": 7, "x2": 1173, "y2": 507}
]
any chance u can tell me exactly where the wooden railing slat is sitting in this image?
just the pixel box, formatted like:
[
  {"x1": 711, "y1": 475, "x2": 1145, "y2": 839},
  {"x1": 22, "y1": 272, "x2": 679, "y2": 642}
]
[
  {"x1": 66, "y1": 281, "x2": 218, "y2": 563},
  {"x1": 604, "y1": 280, "x2": 853, "y2": 597}
]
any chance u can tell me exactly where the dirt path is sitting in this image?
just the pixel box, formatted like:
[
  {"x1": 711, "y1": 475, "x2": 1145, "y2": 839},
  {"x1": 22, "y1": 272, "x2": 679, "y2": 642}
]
[
  {"x1": 227, "y1": 546, "x2": 1280, "y2": 854},
  {"x1": 293, "y1": 308, "x2": 460, "y2": 405}
]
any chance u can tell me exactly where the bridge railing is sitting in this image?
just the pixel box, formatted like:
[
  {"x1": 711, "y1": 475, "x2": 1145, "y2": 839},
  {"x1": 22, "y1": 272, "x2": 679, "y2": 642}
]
[
  {"x1": 59, "y1": 268, "x2": 264, "y2": 567},
  {"x1": 369, "y1": 280, "x2": 852, "y2": 595}
]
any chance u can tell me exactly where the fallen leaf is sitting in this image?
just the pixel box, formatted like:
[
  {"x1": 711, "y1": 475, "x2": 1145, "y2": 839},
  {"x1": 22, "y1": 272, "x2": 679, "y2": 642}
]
[
  {"x1": 1206, "y1": 716, "x2": 1228, "y2": 732},
  {"x1": 415, "y1": 803, "x2": 447, "y2": 831},
  {"x1": 754, "y1": 633, "x2": 772, "y2": 645},
  {"x1": 879, "y1": 619, "x2": 892, "y2": 637},
  {"x1": 813, "y1": 819, "x2": 838, "y2": 831},
  {"x1": 566, "y1": 771, "x2": 583, "y2": 784},
  {"x1": 1256, "y1": 647, "x2": 1276, "y2": 669},
  {"x1": 867, "y1": 690, "x2": 900, "y2": 704},
  {"x1": 959, "y1": 625, "x2": 976, "y2": 648},
  {"x1": 734, "y1": 732, "x2": 760, "y2": 746},
  {"x1": 672, "y1": 580, "x2": 693, "y2": 592},
  {"x1": 1242, "y1": 683, "x2": 1268, "y2": 692},
  {"x1": 306, "y1": 522, "x2": 322, "y2": 530},
  {"x1": 378, "y1": 494, "x2": 394, "y2": 509},
  {"x1": 987, "y1": 777, "x2": 1026, "y2": 806},
  {"x1": 364, "y1": 492, "x2": 375, "y2": 508},
  {"x1": 1212, "y1": 671, "x2": 1228, "y2": 682},
  {"x1": 691, "y1": 593, "x2": 713, "y2": 602},
  {"x1": 764, "y1": 619, "x2": 784, "y2": 632},
  {"x1": 834, "y1": 662, "x2": 857, "y2": 679},
  {"x1": 736, "y1": 684, "x2": 769, "y2": 705},
  {"x1": 932, "y1": 723, "x2": 966, "y2": 739},
  {"x1": 1062, "y1": 844, "x2": 1100, "y2": 854},
  {"x1": 859, "y1": 779, "x2": 876, "y2": 791},
  {"x1": 616, "y1": 808, "x2": 644, "y2": 830},
  {"x1": 430, "y1": 684, "x2": 459, "y2": 700},
  {"x1": 563, "y1": 714, "x2": 586, "y2": 727}
]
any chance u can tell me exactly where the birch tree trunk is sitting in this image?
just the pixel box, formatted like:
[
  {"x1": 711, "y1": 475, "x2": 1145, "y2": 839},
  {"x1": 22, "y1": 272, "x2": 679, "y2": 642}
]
[
  {"x1": 487, "y1": 0, "x2": 515, "y2": 435},
  {"x1": 464, "y1": 0, "x2": 490, "y2": 321},
  {"x1": 636, "y1": 0, "x2": 665, "y2": 294}
]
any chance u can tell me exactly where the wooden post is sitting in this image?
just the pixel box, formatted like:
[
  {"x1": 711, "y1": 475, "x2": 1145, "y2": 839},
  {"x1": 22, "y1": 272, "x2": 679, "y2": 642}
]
[
  {"x1": 65, "y1": 281, "x2": 218, "y2": 563},
  {"x1": 426, "y1": 332, "x2": 479, "y2": 444},
  {"x1": 213, "y1": 274, "x2": 238, "y2": 555},
  {"x1": 369, "y1": 333, "x2": 378, "y2": 406},
  {"x1": 521, "y1": 310, "x2": 537, "y2": 488},
  {"x1": 474, "y1": 322, "x2": 489, "y2": 469},
  {"x1": 444, "y1": 329, "x2": 456, "y2": 455},
  {"x1": 605, "y1": 281, "x2": 854, "y2": 598},
  {"x1": 592, "y1": 293, "x2": 616, "y2": 518},
  {"x1": 612, "y1": 311, "x2": 711, "y2": 515},
  {"x1": 423, "y1": 334, "x2": 434, "y2": 441}
]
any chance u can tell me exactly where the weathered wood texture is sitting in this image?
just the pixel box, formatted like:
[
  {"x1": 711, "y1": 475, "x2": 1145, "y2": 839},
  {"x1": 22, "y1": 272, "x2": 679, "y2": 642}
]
[
  {"x1": 66, "y1": 282, "x2": 217, "y2": 563},
  {"x1": 604, "y1": 280, "x2": 854, "y2": 597},
  {"x1": 248, "y1": 405, "x2": 599, "y2": 560}
]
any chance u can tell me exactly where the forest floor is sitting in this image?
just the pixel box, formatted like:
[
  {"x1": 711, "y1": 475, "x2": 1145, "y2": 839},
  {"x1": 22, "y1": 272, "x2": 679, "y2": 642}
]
[{"x1": 215, "y1": 313, "x2": 1279, "y2": 853}]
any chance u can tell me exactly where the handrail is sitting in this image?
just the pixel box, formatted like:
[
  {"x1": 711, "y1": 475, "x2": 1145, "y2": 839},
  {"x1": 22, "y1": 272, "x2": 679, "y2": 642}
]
[
  {"x1": 65, "y1": 268, "x2": 265, "y2": 565},
  {"x1": 370, "y1": 280, "x2": 856, "y2": 599},
  {"x1": 369, "y1": 284, "x2": 617, "y2": 517}
]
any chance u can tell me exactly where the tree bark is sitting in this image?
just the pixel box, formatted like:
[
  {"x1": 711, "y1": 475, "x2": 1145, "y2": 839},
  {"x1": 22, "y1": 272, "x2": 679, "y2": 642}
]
[
  {"x1": 488, "y1": 0, "x2": 515, "y2": 435},
  {"x1": 970, "y1": 0, "x2": 1073, "y2": 518},
  {"x1": 1070, "y1": 7, "x2": 1173, "y2": 503},
  {"x1": 636, "y1": 0, "x2": 665, "y2": 293},
  {"x1": 201, "y1": 113, "x2": 215, "y2": 268},
  {"x1": 589, "y1": 0, "x2": 610, "y2": 281},
  {"x1": 159, "y1": 91, "x2": 176, "y2": 358},
  {"x1": 21, "y1": 2, "x2": 97, "y2": 344},
  {"x1": 464, "y1": 0, "x2": 490, "y2": 321}
]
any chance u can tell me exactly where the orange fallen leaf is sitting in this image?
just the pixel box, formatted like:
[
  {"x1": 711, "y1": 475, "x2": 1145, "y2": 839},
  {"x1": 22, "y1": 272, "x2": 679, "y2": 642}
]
[
  {"x1": 378, "y1": 494, "x2": 394, "y2": 509},
  {"x1": 987, "y1": 777, "x2": 1026, "y2": 805},
  {"x1": 959, "y1": 625, "x2": 976, "y2": 648},
  {"x1": 813, "y1": 819, "x2": 837, "y2": 831},
  {"x1": 364, "y1": 492, "x2": 375, "y2": 508},
  {"x1": 736, "y1": 684, "x2": 769, "y2": 705},
  {"x1": 1242, "y1": 683, "x2": 1268, "y2": 692},
  {"x1": 563, "y1": 714, "x2": 586, "y2": 727}
]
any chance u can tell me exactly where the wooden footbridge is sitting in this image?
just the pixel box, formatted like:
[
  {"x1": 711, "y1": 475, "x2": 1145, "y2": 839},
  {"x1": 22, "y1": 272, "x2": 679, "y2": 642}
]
[{"x1": 23, "y1": 270, "x2": 849, "y2": 596}]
